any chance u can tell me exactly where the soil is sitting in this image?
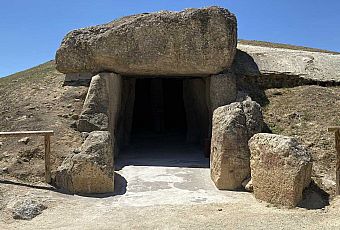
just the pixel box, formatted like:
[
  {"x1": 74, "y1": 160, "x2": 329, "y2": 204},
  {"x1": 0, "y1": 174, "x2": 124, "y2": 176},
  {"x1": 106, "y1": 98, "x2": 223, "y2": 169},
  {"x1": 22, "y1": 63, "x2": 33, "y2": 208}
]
[
  {"x1": 263, "y1": 86, "x2": 340, "y2": 195},
  {"x1": 0, "y1": 61, "x2": 88, "y2": 183}
]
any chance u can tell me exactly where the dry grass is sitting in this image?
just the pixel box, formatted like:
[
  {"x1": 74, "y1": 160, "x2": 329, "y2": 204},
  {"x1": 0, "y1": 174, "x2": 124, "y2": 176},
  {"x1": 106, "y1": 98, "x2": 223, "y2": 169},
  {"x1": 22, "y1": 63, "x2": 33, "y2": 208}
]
[
  {"x1": 238, "y1": 39, "x2": 340, "y2": 54},
  {"x1": 263, "y1": 85, "x2": 340, "y2": 194}
]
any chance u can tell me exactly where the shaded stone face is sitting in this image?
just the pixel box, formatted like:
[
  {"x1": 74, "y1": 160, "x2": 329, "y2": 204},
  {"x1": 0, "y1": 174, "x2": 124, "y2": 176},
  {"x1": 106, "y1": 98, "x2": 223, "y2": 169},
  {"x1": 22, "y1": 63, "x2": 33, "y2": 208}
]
[
  {"x1": 56, "y1": 6, "x2": 237, "y2": 76},
  {"x1": 249, "y1": 133, "x2": 312, "y2": 208},
  {"x1": 55, "y1": 131, "x2": 114, "y2": 194},
  {"x1": 210, "y1": 99, "x2": 263, "y2": 190}
]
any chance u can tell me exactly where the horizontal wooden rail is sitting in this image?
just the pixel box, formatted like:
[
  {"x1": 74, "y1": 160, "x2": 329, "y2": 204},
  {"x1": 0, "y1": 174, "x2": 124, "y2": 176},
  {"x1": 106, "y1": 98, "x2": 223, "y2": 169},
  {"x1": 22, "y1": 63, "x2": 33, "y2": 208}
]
[
  {"x1": 0, "y1": 130, "x2": 54, "y2": 137},
  {"x1": 0, "y1": 130, "x2": 54, "y2": 184},
  {"x1": 328, "y1": 126, "x2": 340, "y2": 195}
]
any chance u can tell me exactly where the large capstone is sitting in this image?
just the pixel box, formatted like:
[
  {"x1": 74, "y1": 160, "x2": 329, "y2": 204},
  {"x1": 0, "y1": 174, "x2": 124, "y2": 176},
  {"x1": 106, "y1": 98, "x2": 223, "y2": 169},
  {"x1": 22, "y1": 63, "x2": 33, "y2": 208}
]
[
  {"x1": 55, "y1": 131, "x2": 114, "y2": 194},
  {"x1": 210, "y1": 99, "x2": 263, "y2": 190},
  {"x1": 249, "y1": 133, "x2": 312, "y2": 208},
  {"x1": 56, "y1": 7, "x2": 237, "y2": 76}
]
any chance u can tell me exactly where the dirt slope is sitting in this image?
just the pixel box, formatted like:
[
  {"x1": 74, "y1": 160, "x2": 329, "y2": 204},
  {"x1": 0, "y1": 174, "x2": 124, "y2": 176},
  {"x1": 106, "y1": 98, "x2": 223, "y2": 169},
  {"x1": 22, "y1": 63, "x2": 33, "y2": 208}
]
[
  {"x1": 263, "y1": 86, "x2": 340, "y2": 195},
  {"x1": 0, "y1": 61, "x2": 88, "y2": 182}
]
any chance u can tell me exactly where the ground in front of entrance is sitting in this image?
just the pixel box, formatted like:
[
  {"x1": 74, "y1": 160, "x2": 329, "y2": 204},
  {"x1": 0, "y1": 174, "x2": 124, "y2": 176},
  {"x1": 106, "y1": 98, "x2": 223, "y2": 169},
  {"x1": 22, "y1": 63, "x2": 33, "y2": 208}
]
[{"x1": 1, "y1": 139, "x2": 340, "y2": 229}]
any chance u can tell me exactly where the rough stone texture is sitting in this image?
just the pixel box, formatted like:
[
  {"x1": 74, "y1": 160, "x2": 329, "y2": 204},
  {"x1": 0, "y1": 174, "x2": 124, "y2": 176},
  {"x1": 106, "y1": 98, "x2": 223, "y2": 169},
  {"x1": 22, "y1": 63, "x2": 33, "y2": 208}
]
[
  {"x1": 210, "y1": 99, "x2": 263, "y2": 190},
  {"x1": 55, "y1": 131, "x2": 114, "y2": 194},
  {"x1": 209, "y1": 73, "x2": 237, "y2": 114},
  {"x1": 249, "y1": 133, "x2": 312, "y2": 207},
  {"x1": 64, "y1": 72, "x2": 93, "y2": 82},
  {"x1": 183, "y1": 78, "x2": 210, "y2": 143},
  {"x1": 234, "y1": 44, "x2": 340, "y2": 86},
  {"x1": 56, "y1": 7, "x2": 237, "y2": 76},
  {"x1": 78, "y1": 73, "x2": 122, "y2": 156},
  {"x1": 12, "y1": 199, "x2": 47, "y2": 220},
  {"x1": 117, "y1": 77, "x2": 136, "y2": 149}
]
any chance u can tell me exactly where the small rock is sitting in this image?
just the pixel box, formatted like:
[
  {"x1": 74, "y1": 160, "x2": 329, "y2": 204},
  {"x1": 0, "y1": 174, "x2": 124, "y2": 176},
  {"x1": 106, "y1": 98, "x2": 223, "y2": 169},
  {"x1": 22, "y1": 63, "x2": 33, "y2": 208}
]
[
  {"x1": 75, "y1": 99, "x2": 81, "y2": 102},
  {"x1": 73, "y1": 149, "x2": 81, "y2": 154},
  {"x1": 272, "y1": 91, "x2": 283, "y2": 96},
  {"x1": 245, "y1": 179, "x2": 253, "y2": 192},
  {"x1": 12, "y1": 199, "x2": 47, "y2": 220},
  {"x1": 71, "y1": 114, "x2": 79, "y2": 120},
  {"x1": 18, "y1": 137, "x2": 30, "y2": 145},
  {"x1": 81, "y1": 132, "x2": 89, "y2": 140},
  {"x1": 1, "y1": 167, "x2": 9, "y2": 173},
  {"x1": 66, "y1": 104, "x2": 72, "y2": 108},
  {"x1": 62, "y1": 114, "x2": 69, "y2": 118},
  {"x1": 70, "y1": 121, "x2": 77, "y2": 129},
  {"x1": 242, "y1": 178, "x2": 253, "y2": 192},
  {"x1": 217, "y1": 208, "x2": 223, "y2": 211},
  {"x1": 0, "y1": 142, "x2": 3, "y2": 147}
]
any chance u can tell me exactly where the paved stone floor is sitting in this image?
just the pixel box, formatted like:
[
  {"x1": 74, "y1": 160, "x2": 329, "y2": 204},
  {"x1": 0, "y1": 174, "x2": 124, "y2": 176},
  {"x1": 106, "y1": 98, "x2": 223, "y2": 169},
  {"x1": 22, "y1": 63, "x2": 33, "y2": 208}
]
[{"x1": 114, "y1": 136, "x2": 249, "y2": 207}]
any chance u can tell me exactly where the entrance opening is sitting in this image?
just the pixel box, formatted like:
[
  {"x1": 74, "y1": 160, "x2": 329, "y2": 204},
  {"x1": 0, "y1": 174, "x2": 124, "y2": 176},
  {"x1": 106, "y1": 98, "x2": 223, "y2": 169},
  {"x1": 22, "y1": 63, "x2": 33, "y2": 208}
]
[
  {"x1": 132, "y1": 78, "x2": 187, "y2": 141},
  {"x1": 117, "y1": 77, "x2": 209, "y2": 169}
]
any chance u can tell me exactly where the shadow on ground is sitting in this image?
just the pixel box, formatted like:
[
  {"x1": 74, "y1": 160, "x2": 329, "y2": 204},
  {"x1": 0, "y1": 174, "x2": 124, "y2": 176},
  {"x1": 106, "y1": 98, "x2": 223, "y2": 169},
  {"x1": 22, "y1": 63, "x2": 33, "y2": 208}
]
[
  {"x1": 0, "y1": 172, "x2": 127, "y2": 198},
  {"x1": 298, "y1": 181, "x2": 330, "y2": 210}
]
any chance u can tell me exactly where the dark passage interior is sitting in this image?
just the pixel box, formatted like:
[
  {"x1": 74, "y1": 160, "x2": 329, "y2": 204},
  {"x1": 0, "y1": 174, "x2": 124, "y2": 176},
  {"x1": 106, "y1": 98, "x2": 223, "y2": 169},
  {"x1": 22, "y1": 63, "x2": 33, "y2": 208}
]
[
  {"x1": 131, "y1": 78, "x2": 187, "y2": 141},
  {"x1": 117, "y1": 77, "x2": 209, "y2": 169}
]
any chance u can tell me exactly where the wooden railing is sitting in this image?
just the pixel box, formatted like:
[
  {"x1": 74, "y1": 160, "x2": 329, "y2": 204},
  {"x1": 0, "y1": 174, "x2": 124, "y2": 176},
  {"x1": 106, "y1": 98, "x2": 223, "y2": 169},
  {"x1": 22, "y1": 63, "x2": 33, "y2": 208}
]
[
  {"x1": 0, "y1": 130, "x2": 54, "y2": 184},
  {"x1": 328, "y1": 126, "x2": 340, "y2": 195}
]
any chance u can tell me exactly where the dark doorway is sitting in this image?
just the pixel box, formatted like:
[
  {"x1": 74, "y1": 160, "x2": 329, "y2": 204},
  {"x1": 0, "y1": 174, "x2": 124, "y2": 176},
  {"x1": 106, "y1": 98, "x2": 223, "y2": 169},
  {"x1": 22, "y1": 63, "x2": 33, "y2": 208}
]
[
  {"x1": 131, "y1": 78, "x2": 187, "y2": 141},
  {"x1": 116, "y1": 77, "x2": 209, "y2": 169}
]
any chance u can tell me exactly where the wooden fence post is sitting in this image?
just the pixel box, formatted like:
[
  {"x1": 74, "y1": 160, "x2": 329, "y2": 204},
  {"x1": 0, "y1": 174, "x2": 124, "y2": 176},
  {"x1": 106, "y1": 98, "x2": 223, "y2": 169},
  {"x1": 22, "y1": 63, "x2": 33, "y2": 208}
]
[
  {"x1": 44, "y1": 134, "x2": 51, "y2": 184},
  {"x1": 328, "y1": 127, "x2": 340, "y2": 195}
]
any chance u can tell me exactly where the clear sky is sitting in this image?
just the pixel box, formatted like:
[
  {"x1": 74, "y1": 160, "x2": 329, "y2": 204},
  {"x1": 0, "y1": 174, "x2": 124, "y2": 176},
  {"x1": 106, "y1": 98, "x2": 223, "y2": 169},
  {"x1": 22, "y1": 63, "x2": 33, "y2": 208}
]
[{"x1": 1, "y1": 0, "x2": 339, "y2": 77}]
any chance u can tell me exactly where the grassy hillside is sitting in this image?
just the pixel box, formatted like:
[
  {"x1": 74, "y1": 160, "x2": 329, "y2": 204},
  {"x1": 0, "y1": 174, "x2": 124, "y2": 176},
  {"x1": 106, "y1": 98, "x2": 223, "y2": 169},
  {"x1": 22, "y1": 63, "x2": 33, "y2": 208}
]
[{"x1": 0, "y1": 61, "x2": 56, "y2": 84}]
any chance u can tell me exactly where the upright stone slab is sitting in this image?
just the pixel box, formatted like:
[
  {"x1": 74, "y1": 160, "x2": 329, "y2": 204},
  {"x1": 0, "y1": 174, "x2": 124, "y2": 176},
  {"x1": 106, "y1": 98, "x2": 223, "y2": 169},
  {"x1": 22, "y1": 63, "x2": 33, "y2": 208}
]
[
  {"x1": 56, "y1": 7, "x2": 237, "y2": 76},
  {"x1": 210, "y1": 99, "x2": 263, "y2": 190},
  {"x1": 55, "y1": 131, "x2": 114, "y2": 194},
  {"x1": 183, "y1": 78, "x2": 209, "y2": 143},
  {"x1": 249, "y1": 133, "x2": 312, "y2": 207},
  {"x1": 209, "y1": 73, "x2": 237, "y2": 114}
]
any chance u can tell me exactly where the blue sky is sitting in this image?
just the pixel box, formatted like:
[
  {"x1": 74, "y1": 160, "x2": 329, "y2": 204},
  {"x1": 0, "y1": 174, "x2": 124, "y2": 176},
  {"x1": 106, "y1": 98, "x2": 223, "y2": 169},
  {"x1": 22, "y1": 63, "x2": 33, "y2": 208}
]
[{"x1": 0, "y1": 0, "x2": 339, "y2": 77}]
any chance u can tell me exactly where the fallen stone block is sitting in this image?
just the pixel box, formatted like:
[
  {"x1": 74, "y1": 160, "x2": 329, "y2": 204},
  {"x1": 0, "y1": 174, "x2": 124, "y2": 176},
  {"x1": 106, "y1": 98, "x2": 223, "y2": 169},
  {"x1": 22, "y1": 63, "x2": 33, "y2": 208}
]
[{"x1": 249, "y1": 133, "x2": 312, "y2": 207}]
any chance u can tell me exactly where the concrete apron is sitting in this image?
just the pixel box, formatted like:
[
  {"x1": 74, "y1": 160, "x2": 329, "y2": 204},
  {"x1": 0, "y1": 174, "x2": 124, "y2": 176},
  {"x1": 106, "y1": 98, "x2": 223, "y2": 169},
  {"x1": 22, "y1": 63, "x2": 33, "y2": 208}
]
[{"x1": 112, "y1": 136, "x2": 250, "y2": 207}]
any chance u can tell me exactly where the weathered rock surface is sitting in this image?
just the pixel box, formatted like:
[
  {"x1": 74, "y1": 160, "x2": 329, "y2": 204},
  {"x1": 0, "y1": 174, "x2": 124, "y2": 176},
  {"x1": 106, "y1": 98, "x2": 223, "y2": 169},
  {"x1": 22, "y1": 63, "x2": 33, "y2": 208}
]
[
  {"x1": 78, "y1": 73, "x2": 122, "y2": 136},
  {"x1": 12, "y1": 199, "x2": 47, "y2": 220},
  {"x1": 56, "y1": 7, "x2": 237, "y2": 76},
  {"x1": 183, "y1": 78, "x2": 210, "y2": 143},
  {"x1": 210, "y1": 99, "x2": 263, "y2": 190},
  {"x1": 209, "y1": 73, "x2": 237, "y2": 113},
  {"x1": 55, "y1": 131, "x2": 114, "y2": 194},
  {"x1": 234, "y1": 43, "x2": 340, "y2": 87},
  {"x1": 249, "y1": 133, "x2": 312, "y2": 207}
]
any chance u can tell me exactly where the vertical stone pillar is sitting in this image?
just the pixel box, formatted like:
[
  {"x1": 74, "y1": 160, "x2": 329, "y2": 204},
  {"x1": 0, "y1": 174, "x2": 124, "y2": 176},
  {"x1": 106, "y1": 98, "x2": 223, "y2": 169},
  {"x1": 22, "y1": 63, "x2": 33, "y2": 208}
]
[
  {"x1": 209, "y1": 73, "x2": 237, "y2": 115},
  {"x1": 183, "y1": 78, "x2": 209, "y2": 144},
  {"x1": 77, "y1": 72, "x2": 122, "y2": 157}
]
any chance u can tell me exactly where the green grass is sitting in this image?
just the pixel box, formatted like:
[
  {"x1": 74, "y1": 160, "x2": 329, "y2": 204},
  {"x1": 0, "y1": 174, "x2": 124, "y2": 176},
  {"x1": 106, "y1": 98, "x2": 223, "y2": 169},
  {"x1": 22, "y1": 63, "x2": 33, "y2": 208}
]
[
  {"x1": 0, "y1": 60, "x2": 57, "y2": 85},
  {"x1": 238, "y1": 39, "x2": 340, "y2": 54}
]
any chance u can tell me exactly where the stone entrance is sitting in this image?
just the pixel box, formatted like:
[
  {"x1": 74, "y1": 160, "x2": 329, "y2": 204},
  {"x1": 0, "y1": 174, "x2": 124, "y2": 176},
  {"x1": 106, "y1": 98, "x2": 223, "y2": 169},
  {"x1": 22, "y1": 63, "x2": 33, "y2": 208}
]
[
  {"x1": 119, "y1": 76, "x2": 211, "y2": 156},
  {"x1": 131, "y1": 78, "x2": 187, "y2": 142}
]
